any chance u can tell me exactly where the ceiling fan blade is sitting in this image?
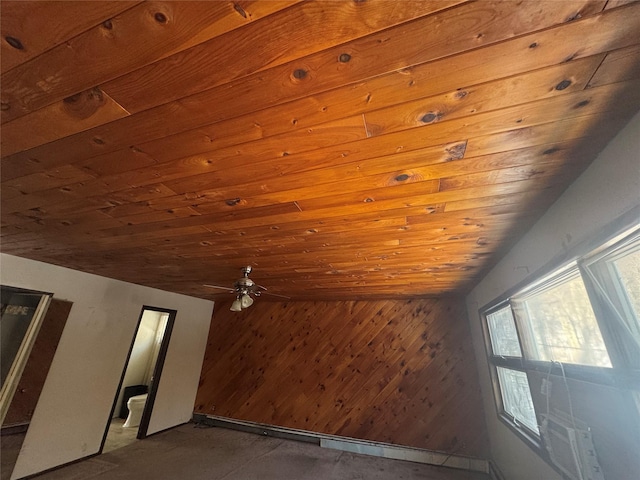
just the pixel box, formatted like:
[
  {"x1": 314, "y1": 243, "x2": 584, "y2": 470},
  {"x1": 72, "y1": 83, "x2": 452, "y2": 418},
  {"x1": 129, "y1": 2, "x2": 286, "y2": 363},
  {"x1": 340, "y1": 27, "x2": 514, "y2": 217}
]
[
  {"x1": 203, "y1": 284, "x2": 234, "y2": 293},
  {"x1": 261, "y1": 291, "x2": 291, "y2": 299}
]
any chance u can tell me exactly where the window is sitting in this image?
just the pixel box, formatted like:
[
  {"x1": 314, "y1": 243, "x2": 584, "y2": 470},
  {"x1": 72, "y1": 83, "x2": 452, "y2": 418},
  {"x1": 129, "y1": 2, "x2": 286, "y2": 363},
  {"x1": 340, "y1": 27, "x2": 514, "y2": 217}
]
[
  {"x1": 583, "y1": 231, "x2": 640, "y2": 367},
  {"x1": 512, "y1": 268, "x2": 611, "y2": 368},
  {"x1": 482, "y1": 225, "x2": 640, "y2": 450},
  {"x1": 496, "y1": 367, "x2": 538, "y2": 433},
  {"x1": 486, "y1": 306, "x2": 522, "y2": 357}
]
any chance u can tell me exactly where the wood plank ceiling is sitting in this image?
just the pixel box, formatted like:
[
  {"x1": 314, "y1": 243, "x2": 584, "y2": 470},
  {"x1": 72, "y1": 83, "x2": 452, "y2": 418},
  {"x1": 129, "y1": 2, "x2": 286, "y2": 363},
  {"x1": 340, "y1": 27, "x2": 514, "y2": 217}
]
[{"x1": 1, "y1": 1, "x2": 639, "y2": 300}]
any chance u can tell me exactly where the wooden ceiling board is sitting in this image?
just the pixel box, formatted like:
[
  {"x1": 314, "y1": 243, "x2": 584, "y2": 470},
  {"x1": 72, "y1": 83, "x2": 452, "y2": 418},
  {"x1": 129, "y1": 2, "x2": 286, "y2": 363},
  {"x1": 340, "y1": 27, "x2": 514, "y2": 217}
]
[
  {"x1": 0, "y1": 1, "x2": 140, "y2": 74},
  {"x1": 1, "y1": 1, "x2": 639, "y2": 300},
  {"x1": 3, "y1": 3, "x2": 638, "y2": 178},
  {"x1": 0, "y1": 1, "x2": 299, "y2": 123},
  {"x1": 1, "y1": 0, "x2": 633, "y2": 168}
]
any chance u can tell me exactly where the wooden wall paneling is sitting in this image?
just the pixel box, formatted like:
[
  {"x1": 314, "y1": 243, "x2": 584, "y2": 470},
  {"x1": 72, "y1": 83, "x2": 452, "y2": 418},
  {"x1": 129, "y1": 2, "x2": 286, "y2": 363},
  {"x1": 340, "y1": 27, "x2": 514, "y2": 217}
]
[
  {"x1": 355, "y1": 310, "x2": 470, "y2": 446},
  {"x1": 195, "y1": 298, "x2": 488, "y2": 455},
  {"x1": 241, "y1": 302, "x2": 380, "y2": 420},
  {"x1": 287, "y1": 302, "x2": 410, "y2": 431},
  {"x1": 221, "y1": 303, "x2": 396, "y2": 428},
  {"x1": 0, "y1": 1, "x2": 139, "y2": 74},
  {"x1": 0, "y1": 1, "x2": 298, "y2": 123},
  {"x1": 3, "y1": 3, "x2": 638, "y2": 178},
  {"x1": 319, "y1": 301, "x2": 454, "y2": 432}
]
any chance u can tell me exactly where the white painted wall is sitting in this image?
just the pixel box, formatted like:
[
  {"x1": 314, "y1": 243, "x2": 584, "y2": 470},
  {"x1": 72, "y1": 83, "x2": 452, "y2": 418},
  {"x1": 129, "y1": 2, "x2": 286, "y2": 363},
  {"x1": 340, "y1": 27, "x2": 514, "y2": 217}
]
[
  {"x1": 466, "y1": 110, "x2": 640, "y2": 480},
  {"x1": 0, "y1": 255, "x2": 213, "y2": 479}
]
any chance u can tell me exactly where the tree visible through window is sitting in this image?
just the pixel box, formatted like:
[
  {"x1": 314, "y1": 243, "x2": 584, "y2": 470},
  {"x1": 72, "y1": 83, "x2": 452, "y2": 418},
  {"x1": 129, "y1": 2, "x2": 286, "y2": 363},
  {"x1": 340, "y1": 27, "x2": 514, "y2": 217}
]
[
  {"x1": 482, "y1": 224, "x2": 640, "y2": 451},
  {"x1": 513, "y1": 270, "x2": 611, "y2": 368}
]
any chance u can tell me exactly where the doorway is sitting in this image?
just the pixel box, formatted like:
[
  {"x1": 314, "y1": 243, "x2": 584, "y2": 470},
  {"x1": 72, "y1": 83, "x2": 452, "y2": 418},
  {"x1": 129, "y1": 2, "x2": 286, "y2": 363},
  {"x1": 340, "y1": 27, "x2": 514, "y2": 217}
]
[{"x1": 101, "y1": 306, "x2": 176, "y2": 453}]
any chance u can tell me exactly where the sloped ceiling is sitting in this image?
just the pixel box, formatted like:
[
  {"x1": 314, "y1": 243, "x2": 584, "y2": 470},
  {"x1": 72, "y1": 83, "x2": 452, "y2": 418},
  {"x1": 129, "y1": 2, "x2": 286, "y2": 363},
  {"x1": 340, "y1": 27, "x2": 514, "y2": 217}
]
[{"x1": 1, "y1": 0, "x2": 639, "y2": 300}]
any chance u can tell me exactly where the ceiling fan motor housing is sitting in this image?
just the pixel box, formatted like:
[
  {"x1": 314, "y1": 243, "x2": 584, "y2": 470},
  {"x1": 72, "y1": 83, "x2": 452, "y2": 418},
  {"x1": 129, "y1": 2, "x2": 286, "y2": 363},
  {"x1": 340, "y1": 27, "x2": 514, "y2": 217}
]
[{"x1": 235, "y1": 267, "x2": 257, "y2": 297}]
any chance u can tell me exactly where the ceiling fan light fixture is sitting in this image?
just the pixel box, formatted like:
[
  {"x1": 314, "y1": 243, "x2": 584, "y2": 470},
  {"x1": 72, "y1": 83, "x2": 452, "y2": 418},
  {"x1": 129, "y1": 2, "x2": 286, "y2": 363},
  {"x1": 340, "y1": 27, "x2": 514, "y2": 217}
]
[
  {"x1": 230, "y1": 298, "x2": 242, "y2": 312},
  {"x1": 240, "y1": 293, "x2": 254, "y2": 308},
  {"x1": 205, "y1": 266, "x2": 289, "y2": 311}
]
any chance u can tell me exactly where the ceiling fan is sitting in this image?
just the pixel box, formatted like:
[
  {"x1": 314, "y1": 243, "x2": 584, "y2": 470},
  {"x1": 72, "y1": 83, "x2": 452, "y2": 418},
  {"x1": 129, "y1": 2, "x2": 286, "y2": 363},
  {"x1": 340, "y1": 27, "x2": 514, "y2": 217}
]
[{"x1": 204, "y1": 266, "x2": 288, "y2": 311}]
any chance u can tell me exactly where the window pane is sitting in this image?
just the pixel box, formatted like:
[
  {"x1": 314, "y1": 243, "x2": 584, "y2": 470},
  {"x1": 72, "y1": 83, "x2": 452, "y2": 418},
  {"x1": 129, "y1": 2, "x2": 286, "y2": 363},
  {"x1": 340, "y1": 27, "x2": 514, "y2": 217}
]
[
  {"x1": 496, "y1": 367, "x2": 539, "y2": 434},
  {"x1": 487, "y1": 306, "x2": 522, "y2": 357},
  {"x1": 613, "y1": 247, "x2": 640, "y2": 321},
  {"x1": 515, "y1": 272, "x2": 611, "y2": 367}
]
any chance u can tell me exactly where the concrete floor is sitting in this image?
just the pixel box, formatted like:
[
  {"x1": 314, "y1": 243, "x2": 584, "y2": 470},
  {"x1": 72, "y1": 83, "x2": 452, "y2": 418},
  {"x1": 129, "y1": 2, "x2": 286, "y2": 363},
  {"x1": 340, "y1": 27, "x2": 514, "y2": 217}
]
[{"x1": 33, "y1": 423, "x2": 489, "y2": 480}]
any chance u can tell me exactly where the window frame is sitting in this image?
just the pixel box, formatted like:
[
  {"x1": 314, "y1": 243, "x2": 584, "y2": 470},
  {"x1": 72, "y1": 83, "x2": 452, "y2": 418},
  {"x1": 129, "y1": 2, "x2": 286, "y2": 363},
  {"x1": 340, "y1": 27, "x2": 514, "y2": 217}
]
[
  {"x1": 480, "y1": 219, "x2": 640, "y2": 459},
  {"x1": 581, "y1": 230, "x2": 640, "y2": 370},
  {"x1": 512, "y1": 263, "x2": 613, "y2": 369},
  {"x1": 481, "y1": 301, "x2": 541, "y2": 449}
]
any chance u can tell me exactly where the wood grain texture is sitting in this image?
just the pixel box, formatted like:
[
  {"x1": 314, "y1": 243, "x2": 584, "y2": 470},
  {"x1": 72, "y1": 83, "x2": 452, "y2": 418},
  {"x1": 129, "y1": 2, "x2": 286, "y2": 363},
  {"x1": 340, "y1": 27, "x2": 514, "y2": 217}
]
[
  {"x1": 194, "y1": 298, "x2": 488, "y2": 456},
  {"x1": 0, "y1": 1, "x2": 139, "y2": 74},
  {"x1": 3, "y1": 299, "x2": 72, "y2": 426},
  {"x1": 0, "y1": 88, "x2": 129, "y2": 156},
  {"x1": 4, "y1": 5, "x2": 639, "y2": 174},
  {"x1": 0, "y1": 1, "x2": 297, "y2": 123},
  {"x1": 1, "y1": 1, "x2": 639, "y2": 301}
]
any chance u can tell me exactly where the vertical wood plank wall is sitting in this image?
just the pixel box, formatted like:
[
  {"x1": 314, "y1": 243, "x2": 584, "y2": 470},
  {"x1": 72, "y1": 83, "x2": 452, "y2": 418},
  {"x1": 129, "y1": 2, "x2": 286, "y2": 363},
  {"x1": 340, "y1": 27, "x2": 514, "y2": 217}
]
[{"x1": 195, "y1": 298, "x2": 488, "y2": 457}]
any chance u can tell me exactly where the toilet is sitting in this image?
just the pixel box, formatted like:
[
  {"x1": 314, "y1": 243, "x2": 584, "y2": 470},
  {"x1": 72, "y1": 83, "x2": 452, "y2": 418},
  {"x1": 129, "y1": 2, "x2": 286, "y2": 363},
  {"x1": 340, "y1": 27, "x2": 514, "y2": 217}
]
[{"x1": 123, "y1": 393, "x2": 148, "y2": 428}]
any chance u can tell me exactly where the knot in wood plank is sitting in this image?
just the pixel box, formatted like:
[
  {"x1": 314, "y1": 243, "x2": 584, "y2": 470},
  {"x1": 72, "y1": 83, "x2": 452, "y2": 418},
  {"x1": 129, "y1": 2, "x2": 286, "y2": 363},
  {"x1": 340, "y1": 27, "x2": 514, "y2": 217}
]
[{"x1": 5, "y1": 36, "x2": 24, "y2": 50}]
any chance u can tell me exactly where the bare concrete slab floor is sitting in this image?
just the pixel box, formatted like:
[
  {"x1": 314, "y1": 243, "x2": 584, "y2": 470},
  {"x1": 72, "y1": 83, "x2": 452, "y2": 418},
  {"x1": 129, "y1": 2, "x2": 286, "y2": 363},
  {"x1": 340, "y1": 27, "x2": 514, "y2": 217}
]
[{"x1": 33, "y1": 423, "x2": 489, "y2": 480}]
